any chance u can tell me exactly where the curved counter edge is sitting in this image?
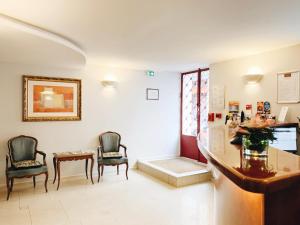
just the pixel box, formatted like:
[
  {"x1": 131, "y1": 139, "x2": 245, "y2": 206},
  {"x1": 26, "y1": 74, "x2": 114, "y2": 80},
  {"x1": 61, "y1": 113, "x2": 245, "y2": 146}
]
[{"x1": 197, "y1": 125, "x2": 300, "y2": 194}]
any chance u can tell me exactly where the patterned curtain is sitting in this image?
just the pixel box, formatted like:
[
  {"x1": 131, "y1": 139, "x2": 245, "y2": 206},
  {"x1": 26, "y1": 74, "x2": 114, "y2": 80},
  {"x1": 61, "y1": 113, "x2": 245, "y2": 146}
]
[
  {"x1": 182, "y1": 72, "x2": 198, "y2": 136},
  {"x1": 200, "y1": 70, "x2": 209, "y2": 135}
]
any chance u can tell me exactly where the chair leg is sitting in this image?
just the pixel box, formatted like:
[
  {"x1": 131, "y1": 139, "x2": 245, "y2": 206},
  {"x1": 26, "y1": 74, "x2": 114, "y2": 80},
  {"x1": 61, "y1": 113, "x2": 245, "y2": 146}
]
[
  {"x1": 44, "y1": 172, "x2": 48, "y2": 193},
  {"x1": 101, "y1": 165, "x2": 104, "y2": 176},
  {"x1": 117, "y1": 165, "x2": 119, "y2": 175},
  {"x1": 10, "y1": 178, "x2": 14, "y2": 192},
  {"x1": 33, "y1": 176, "x2": 36, "y2": 188},
  {"x1": 6, "y1": 176, "x2": 11, "y2": 201},
  {"x1": 97, "y1": 165, "x2": 101, "y2": 183},
  {"x1": 125, "y1": 162, "x2": 129, "y2": 180},
  {"x1": 85, "y1": 159, "x2": 88, "y2": 179},
  {"x1": 53, "y1": 157, "x2": 57, "y2": 184}
]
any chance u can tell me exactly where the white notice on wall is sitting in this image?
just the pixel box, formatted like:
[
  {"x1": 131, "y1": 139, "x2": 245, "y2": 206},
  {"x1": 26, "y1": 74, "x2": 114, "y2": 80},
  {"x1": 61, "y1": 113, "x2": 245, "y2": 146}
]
[
  {"x1": 278, "y1": 106, "x2": 288, "y2": 123},
  {"x1": 277, "y1": 71, "x2": 300, "y2": 103},
  {"x1": 212, "y1": 85, "x2": 225, "y2": 110}
]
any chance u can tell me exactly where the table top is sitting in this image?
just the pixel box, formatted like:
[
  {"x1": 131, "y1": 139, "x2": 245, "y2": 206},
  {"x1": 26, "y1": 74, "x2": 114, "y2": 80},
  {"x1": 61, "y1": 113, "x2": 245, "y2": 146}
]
[
  {"x1": 197, "y1": 125, "x2": 300, "y2": 193},
  {"x1": 53, "y1": 150, "x2": 95, "y2": 158}
]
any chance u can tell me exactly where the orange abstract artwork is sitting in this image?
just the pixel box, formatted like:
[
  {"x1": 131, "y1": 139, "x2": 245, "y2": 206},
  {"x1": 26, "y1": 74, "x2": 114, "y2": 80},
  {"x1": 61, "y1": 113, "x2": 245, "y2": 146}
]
[{"x1": 33, "y1": 85, "x2": 74, "y2": 112}]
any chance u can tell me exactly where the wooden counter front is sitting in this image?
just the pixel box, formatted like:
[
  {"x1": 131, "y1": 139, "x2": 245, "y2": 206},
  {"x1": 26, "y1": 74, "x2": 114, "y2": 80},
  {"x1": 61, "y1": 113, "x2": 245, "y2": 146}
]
[{"x1": 197, "y1": 125, "x2": 300, "y2": 225}]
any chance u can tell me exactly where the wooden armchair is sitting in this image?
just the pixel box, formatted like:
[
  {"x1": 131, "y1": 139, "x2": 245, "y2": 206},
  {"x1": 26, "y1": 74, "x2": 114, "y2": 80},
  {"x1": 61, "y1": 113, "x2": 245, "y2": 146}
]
[
  {"x1": 6, "y1": 135, "x2": 48, "y2": 200},
  {"x1": 97, "y1": 131, "x2": 128, "y2": 182}
]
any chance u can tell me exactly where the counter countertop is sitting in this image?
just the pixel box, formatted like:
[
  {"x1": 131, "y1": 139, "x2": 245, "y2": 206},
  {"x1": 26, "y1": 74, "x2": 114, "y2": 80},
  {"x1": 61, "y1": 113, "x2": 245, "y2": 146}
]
[{"x1": 197, "y1": 125, "x2": 300, "y2": 193}]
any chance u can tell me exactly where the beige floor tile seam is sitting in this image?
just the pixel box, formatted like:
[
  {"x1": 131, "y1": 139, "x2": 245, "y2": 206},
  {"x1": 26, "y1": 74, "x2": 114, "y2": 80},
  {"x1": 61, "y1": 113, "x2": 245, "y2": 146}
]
[
  {"x1": 15, "y1": 192, "x2": 32, "y2": 225},
  {"x1": 28, "y1": 205, "x2": 33, "y2": 225},
  {"x1": 18, "y1": 192, "x2": 21, "y2": 209},
  {"x1": 59, "y1": 199, "x2": 71, "y2": 224},
  {"x1": 58, "y1": 199, "x2": 84, "y2": 225}
]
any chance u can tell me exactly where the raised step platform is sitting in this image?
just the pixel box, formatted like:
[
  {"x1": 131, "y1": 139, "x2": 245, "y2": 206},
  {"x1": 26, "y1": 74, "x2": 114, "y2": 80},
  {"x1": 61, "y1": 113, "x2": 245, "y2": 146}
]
[{"x1": 137, "y1": 157, "x2": 211, "y2": 187}]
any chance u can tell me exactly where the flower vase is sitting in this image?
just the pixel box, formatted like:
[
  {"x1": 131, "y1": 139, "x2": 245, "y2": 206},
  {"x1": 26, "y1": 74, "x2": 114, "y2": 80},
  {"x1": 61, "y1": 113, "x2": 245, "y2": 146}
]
[{"x1": 242, "y1": 136, "x2": 269, "y2": 157}]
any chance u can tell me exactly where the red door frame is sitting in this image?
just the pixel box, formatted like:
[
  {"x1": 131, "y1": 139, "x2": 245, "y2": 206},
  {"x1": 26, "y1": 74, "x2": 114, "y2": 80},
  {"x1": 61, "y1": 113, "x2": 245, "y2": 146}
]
[{"x1": 180, "y1": 68, "x2": 209, "y2": 163}]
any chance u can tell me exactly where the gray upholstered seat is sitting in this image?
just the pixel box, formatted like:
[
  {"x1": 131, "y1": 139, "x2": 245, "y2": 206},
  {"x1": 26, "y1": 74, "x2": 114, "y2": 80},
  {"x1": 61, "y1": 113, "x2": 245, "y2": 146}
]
[
  {"x1": 7, "y1": 165, "x2": 48, "y2": 178},
  {"x1": 6, "y1": 135, "x2": 48, "y2": 200},
  {"x1": 97, "y1": 131, "x2": 129, "y2": 181},
  {"x1": 98, "y1": 157, "x2": 128, "y2": 165}
]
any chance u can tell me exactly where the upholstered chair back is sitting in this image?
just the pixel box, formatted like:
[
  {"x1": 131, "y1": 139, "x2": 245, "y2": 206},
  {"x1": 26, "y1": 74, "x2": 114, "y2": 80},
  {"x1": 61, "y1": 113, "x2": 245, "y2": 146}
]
[
  {"x1": 8, "y1": 136, "x2": 37, "y2": 162},
  {"x1": 100, "y1": 132, "x2": 121, "y2": 152}
]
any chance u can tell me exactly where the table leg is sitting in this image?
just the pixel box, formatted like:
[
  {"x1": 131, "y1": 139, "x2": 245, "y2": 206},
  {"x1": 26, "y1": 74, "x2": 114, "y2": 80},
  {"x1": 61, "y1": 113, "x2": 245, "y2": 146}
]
[
  {"x1": 53, "y1": 157, "x2": 57, "y2": 184},
  {"x1": 85, "y1": 159, "x2": 88, "y2": 179},
  {"x1": 57, "y1": 160, "x2": 61, "y2": 190},
  {"x1": 90, "y1": 157, "x2": 94, "y2": 184}
]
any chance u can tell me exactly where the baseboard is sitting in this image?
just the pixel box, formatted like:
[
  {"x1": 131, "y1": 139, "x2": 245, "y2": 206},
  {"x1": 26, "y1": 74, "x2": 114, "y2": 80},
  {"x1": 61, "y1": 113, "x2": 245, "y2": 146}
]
[{"x1": 0, "y1": 166, "x2": 134, "y2": 189}]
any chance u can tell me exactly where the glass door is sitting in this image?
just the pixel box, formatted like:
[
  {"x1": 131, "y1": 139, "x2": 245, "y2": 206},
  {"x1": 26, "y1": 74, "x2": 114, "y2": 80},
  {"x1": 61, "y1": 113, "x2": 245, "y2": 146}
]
[{"x1": 180, "y1": 69, "x2": 209, "y2": 163}]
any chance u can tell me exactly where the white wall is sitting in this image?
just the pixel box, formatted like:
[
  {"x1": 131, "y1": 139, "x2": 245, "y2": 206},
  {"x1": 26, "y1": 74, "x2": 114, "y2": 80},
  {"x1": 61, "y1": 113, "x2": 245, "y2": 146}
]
[
  {"x1": 210, "y1": 44, "x2": 300, "y2": 122},
  {"x1": 0, "y1": 62, "x2": 180, "y2": 185}
]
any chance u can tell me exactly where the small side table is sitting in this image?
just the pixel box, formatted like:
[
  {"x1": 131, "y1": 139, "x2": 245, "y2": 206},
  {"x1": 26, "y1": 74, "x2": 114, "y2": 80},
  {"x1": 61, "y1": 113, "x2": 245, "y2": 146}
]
[{"x1": 53, "y1": 151, "x2": 94, "y2": 190}]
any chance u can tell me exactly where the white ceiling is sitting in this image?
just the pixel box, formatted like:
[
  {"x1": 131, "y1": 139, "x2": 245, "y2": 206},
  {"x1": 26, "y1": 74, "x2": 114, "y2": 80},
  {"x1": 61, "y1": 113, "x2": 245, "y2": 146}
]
[{"x1": 0, "y1": 0, "x2": 300, "y2": 71}]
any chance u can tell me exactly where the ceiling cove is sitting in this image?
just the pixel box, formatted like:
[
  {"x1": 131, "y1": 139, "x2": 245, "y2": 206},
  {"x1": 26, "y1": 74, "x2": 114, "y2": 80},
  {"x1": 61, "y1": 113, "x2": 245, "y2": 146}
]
[{"x1": 0, "y1": 13, "x2": 86, "y2": 68}]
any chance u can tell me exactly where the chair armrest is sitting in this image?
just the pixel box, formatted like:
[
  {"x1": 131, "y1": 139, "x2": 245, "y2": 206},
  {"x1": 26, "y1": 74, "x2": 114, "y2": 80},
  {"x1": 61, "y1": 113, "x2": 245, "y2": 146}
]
[
  {"x1": 97, "y1": 146, "x2": 104, "y2": 159},
  {"x1": 120, "y1": 144, "x2": 127, "y2": 157},
  {"x1": 36, "y1": 150, "x2": 47, "y2": 165}
]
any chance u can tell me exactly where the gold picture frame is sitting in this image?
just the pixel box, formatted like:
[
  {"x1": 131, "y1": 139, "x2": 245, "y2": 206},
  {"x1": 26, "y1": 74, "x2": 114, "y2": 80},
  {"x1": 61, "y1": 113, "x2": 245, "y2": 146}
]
[{"x1": 23, "y1": 75, "x2": 82, "y2": 121}]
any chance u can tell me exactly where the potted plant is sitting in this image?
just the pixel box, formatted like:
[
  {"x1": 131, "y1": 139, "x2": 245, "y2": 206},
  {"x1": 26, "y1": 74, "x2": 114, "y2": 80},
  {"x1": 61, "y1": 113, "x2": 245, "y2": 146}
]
[{"x1": 241, "y1": 126, "x2": 276, "y2": 157}]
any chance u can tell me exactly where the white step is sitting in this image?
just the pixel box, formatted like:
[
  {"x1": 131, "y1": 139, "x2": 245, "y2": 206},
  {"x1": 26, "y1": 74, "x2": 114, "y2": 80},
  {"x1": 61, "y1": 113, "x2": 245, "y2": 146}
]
[{"x1": 137, "y1": 157, "x2": 211, "y2": 187}]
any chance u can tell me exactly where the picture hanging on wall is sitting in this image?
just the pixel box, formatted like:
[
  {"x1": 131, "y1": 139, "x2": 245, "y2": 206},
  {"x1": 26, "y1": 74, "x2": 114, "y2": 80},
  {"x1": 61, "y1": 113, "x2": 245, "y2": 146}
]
[
  {"x1": 264, "y1": 101, "x2": 271, "y2": 114},
  {"x1": 228, "y1": 101, "x2": 239, "y2": 113},
  {"x1": 257, "y1": 101, "x2": 264, "y2": 114},
  {"x1": 277, "y1": 71, "x2": 300, "y2": 103},
  {"x1": 23, "y1": 75, "x2": 82, "y2": 121},
  {"x1": 146, "y1": 88, "x2": 159, "y2": 100}
]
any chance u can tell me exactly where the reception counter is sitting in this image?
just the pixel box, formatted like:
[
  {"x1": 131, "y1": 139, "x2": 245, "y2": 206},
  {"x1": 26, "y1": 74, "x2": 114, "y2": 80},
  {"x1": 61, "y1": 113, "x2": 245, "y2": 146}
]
[{"x1": 197, "y1": 125, "x2": 300, "y2": 225}]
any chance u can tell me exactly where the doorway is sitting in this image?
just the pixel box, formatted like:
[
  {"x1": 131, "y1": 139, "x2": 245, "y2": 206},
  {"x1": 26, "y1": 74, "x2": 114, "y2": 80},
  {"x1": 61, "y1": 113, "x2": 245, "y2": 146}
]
[{"x1": 180, "y1": 68, "x2": 209, "y2": 163}]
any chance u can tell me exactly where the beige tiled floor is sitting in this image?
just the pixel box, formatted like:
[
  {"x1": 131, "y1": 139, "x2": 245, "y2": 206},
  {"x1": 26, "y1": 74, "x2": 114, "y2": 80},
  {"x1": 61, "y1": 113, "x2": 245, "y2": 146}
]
[{"x1": 0, "y1": 169, "x2": 213, "y2": 225}]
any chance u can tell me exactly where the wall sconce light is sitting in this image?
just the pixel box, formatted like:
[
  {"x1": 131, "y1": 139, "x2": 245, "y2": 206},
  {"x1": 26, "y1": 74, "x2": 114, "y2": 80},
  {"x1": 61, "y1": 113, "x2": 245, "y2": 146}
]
[
  {"x1": 243, "y1": 67, "x2": 263, "y2": 84},
  {"x1": 101, "y1": 80, "x2": 117, "y2": 88},
  {"x1": 243, "y1": 74, "x2": 263, "y2": 84}
]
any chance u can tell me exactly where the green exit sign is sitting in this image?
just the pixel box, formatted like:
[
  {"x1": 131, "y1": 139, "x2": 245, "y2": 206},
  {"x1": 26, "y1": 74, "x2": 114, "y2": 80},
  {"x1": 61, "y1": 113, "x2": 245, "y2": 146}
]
[{"x1": 146, "y1": 70, "x2": 155, "y2": 77}]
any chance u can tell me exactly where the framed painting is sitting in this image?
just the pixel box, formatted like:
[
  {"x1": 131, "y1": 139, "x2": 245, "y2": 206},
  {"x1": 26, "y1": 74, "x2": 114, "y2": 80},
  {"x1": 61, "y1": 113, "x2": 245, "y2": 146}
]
[
  {"x1": 146, "y1": 88, "x2": 159, "y2": 100},
  {"x1": 23, "y1": 75, "x2": 81, "y2": 121}
]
